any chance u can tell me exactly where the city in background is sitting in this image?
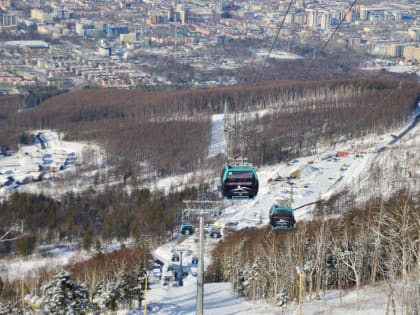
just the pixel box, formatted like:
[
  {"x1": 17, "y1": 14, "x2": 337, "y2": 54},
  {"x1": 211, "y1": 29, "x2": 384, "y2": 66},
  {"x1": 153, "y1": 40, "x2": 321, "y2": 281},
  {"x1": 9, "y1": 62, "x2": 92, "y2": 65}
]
[{"x1": 0, "y1": 0, "x2": 418, "y2": 92}]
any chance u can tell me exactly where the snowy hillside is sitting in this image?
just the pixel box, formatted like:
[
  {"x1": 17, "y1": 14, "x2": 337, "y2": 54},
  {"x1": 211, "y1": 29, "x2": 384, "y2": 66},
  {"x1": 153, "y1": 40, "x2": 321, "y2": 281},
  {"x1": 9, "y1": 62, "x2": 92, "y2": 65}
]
[
  {"x1": 0, "y1": 105, "x2": 419, "y2": 314},
  {"x1": 0, "y1": 130, "x2": 104, "y2": 200},
  {"x1": 127, "y1": 276, "x2": 408, "y2": 315},
  {"x1": 138, "y1": 108, "x2": 419, "y2": 315}
]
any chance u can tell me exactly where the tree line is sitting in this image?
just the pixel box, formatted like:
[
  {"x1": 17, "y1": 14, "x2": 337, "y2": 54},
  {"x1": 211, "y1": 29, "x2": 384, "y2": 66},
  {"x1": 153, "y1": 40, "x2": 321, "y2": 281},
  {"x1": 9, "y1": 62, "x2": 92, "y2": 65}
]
[
  {"x1": 205, "y1": 190, "x2": 419, "y2": 312},
  {"x1": 0, "y1": 246, "x2": 151, "y2": 314},
  {"x1": 1, "y1": 78, "x2": 417, "y2": 179},
  {"x1": 0, "y1": 184, "x2": 206, "y2": 257},
  {"x1": 226, "y1": 79, "x2": 419, "y2": 164}
]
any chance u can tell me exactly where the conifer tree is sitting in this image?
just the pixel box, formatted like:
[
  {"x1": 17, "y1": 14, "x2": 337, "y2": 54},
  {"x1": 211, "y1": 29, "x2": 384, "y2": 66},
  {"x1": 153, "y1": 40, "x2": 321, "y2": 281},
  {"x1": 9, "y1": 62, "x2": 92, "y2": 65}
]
[
  {"x1": 91, "y1": 281, "x2": 119, "y2": 312},
  {"x1": 114, "y1": 266, "x2": 134, "y2": 307},
  {"x1": 40, "y1": 270, "x2": 89, "y2": 315},
  {"x1": 133, "y1": 264, "x2": 148, "y2": 306},
  {"x1": 0, "y1": 302, "x2": 23, "y2": 315}
]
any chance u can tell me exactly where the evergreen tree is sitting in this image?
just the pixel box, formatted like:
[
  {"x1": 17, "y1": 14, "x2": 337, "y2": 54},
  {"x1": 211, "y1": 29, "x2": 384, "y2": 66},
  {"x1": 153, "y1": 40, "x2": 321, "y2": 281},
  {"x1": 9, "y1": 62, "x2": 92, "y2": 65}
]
[
  {"x1": 133, "y1": 264, "x2": 148, "y2": 307},
  {"x1": 0, "y1": 302, "x2": 23, "y2": 315},
  {"x1": 40, "y1": 270, "x2": 89, "y2": 315},
  {"x1": 82, "y1": 227, "x2": 93, "y2": 251},
  {"x1": 114, "y1": 266, "x2": 134, "y2": 308},
  {"x1": 91, "y1": 281, "x2": 119, "y2": 312}
]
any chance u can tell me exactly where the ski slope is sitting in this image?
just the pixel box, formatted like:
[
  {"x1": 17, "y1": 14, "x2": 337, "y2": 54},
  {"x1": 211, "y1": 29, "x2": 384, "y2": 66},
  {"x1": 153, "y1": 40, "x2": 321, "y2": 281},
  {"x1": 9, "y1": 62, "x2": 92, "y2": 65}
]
[
  {"x1": 143, "y1": 108, "x2": 419, "y2": 314},
  {"x1": 1, "y1": 108, "x2": 418, "y2": 314}
]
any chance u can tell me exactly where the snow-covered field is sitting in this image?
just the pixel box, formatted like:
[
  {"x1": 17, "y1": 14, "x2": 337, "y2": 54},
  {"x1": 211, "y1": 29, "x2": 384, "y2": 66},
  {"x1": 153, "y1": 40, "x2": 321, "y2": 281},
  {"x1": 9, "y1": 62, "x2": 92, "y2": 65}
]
[
  {"x1": 0, "y1": 130, "x2": 104, "y2": 199},
  {"x1": 138, "y1": 108, "x2": 418, "y2": 315},
  {"x1": 0, "y1": 105, "x2": 419, "y2": 314},
  {"x1": 126, "y1": 277, "x2": 408, "y2": 315}
]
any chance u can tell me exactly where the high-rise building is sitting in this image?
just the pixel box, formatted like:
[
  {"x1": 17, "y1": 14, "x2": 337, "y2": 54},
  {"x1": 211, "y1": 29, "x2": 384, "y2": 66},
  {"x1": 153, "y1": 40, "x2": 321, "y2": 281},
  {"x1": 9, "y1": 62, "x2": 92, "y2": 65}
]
[
  {"x1": 345, "y1": 8, "x2": 356, "y2": 22},
  {"x1": 285, "y1": 12, "x2": 295, "y2": 24},
  {"x1": 295, "y1": 0, "x2": 305, "y2": 9},
  {"x1": 177, "y1": 5, "x2": 189, "y2": 25},
  {"x1": 307, "y1": 9, "x2": 318, "y2": 29},
  {"x1": 403, "y1": 46, "x2": 420, "y2": 60},
  {"x1": 319, "y1": 12, "x2": 331, "y2": 31},
  {"x1": 408, "y1": 27, "x2": 420, "y2": 41},
  {"x1": 359, "y1": 6, "x2": 368, "y2": 20},
  {"x1": 1, "y1": 12, "x2": 17, "y2": 26},
  {"x1": 386, "y1": 44, "x2": 404, "y2": 57},
  {"x1": 98, "y1": 40, "x2": 112, "y2": 57},
  {"x1": 0, "y1": 0, "x2": 11, "y2": 8}
]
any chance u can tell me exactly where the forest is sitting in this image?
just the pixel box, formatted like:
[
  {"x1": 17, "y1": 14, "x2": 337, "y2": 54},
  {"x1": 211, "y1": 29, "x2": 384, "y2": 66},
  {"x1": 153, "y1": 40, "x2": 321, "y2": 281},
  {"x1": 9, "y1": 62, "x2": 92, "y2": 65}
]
[
  {"x1": 0, "y1": 76, "x2": 419, "y2": 312},
  {"x1": 0, "y1": 184, "x2": 210, "y2": 257},
  {"x1": 205, "y1": 190, "x2": 419, "y2": 313},
  {"x1": 1, "y1": 78, "x2": 418, "y2": 181},
  {"x1": 0, "y1": 246, "x2": 152, "y2": 314}
]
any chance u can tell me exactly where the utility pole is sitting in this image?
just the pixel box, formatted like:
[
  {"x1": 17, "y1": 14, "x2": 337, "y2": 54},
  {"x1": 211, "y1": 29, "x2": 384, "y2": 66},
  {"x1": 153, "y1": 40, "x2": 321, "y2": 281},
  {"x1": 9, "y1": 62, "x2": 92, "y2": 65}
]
[
  {"x1": 21, "y1": 277, "x2": 25, "y2": 310},
  {"x1": 182, "y1": 200, "x2": 224, "y2": 315},
  {"x1": 171, "y1": 244, "x2": 191, "y2": 287},
  {"x1": 295, "y1": 267, "x2": 306, "y2": 315},
  {"x1": 143, "y1": 275, "x2": 148, "y2": 315},
  {"x1": 197, "y1": 214, "x2": 204, "y2": 315},
  {"x1": 287, "y1": 180, "x2": 294, "y2": 203},
  {"x1": 179, "y1": 251, "x2": 183, "y2": 287}
]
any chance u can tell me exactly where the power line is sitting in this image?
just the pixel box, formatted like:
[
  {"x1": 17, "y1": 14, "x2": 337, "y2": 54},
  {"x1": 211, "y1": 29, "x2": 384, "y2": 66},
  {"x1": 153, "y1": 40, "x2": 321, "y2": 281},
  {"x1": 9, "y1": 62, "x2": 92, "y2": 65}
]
[
  {"x1": 255, "y1": 0, "x2": 359, "y2": 84},
  {"x1": 254, "y1": 0, "x2": 296, "y2": 84},
  {"x1": 231, "y1": 0, "x2": 295, "y2": 156},
  {"x1": 312, "y1": 81, "x2": 403, "y2": 164},
  {"x1": 257, "y1": 0, "x2": 359, "y2": 83},
  {"x1": 311, "y1": 0, "x2": 359, "y2": 65}
]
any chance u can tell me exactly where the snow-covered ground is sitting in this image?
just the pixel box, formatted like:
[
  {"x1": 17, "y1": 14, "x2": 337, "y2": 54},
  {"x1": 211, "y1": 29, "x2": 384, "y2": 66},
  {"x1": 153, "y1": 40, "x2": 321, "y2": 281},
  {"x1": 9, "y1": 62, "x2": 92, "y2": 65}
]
[
  {"x1": 124, "y1": 276, "x2": 407, "y2": 315},
  {"x1": 255, "y1": 49, "x2": 303, "y2": 60},
  {"x1": 208, "y1": 114, "x2": 227, "y2": 158},
  {"x1": 211, "y1": 107, "x2": 419, "y2": 230},
  {"x1": 0, "y1": 130, "x2": 104, "y2": 200},
  {"x1": 137, "y1": 280, "x2": 280, "y2": 315},
  {"x1": 1, "y1": 106, "x2": 419, "y2": 314},
  {"x1": 362, "y1": 62, "x2": 420, "y2": 78},
  {"x1": 2, "y1": 246, "x2": 89, "y2": 282},
  {"x1": 140, "y1": 107, "x2": 419, "y2": 315},
  {"x1": 136, "y1": 108, "x2": 419, "y2": 315}
]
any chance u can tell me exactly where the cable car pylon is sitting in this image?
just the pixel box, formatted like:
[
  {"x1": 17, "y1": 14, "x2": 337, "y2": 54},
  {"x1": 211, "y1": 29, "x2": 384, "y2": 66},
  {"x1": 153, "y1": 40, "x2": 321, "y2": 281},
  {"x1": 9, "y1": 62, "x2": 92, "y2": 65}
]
[{"x1": 182, "y1": 199, "x2": 224, "y2": 315}]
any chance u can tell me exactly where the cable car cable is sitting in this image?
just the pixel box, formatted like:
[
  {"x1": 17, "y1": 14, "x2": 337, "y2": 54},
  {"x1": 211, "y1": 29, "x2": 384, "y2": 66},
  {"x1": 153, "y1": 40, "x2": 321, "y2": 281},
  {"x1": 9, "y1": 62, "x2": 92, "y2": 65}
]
[
  {"x1": 254, "y1": 0, "x2": 296, "y2": 84},
  {"x1": 238, "y1": 0, "x2": 358, "y2": 155},
  {"x1": 308, "y1": 0, "x2": 359, "y2": 69}
]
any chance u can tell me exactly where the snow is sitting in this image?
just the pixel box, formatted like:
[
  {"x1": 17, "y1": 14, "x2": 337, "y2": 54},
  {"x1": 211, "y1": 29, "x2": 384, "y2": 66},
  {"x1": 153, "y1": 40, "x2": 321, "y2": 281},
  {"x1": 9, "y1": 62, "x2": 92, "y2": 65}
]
[
  {"x1": 255, "y1": 49, "x2": 303, "y2": 60},
  {"x1": 140, "y1": 108, "x2": 419, "y2": 315},
  {"x1": 207, "y1": 114, "x2": 227, "y2": 158},
  {"x1": 0, "y1": 108, "x2": 419, "y2": 314},
  {"x1": 135, "y1": 280, "x2": 280, "y2": 315},
  {"x1": 362, "y1": 63, "x2": 420, "y2": 78},
  {"x1": 121, "y1": 276, "x2": 408, "y2": 315},
  {"x1": 0, "y1": 130, "x2": 104, "y2": 199},
  {"x1": 2, "y1": 246, "x2": 89, "y2": 282}
]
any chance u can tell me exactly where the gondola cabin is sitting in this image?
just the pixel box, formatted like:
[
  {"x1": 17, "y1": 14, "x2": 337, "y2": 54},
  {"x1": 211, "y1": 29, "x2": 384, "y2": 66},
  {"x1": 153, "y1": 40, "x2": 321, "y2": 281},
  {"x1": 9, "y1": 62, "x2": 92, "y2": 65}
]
[
  {"x1": 269, "y1": 203, "x2": 296, "y2": 230},
  {"x1": 171, "y1": 252, "x2": 180, "y2": 262},
  {"x1": 180, "y1": 223, "x2": 195, "y2": 236},
  {"x1": 221, "y1": 158, "x2": 259, "y2": 200},
  {"x1": 209, "y1": 226, "x2": 222, "y2": 239}
]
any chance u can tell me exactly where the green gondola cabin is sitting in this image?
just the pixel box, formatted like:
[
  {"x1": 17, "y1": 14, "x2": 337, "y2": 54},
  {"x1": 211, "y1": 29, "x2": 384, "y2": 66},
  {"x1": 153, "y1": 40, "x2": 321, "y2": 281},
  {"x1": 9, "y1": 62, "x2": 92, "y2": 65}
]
[{"x1": 221, "y1": 157, "x2": 259, "y2": 200}]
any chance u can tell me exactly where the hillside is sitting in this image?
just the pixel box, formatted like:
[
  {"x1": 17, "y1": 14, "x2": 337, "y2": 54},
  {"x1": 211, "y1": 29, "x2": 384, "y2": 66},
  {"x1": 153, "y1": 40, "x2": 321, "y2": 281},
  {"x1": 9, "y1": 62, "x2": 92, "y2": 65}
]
[
  {"x1": 0, "y1": 79, "x2": 419, "y2": 314},
  {"x1": 1, "y1": 78, "x2": 418, "y2": 178}
]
